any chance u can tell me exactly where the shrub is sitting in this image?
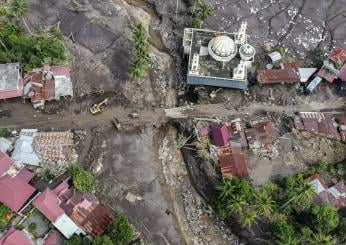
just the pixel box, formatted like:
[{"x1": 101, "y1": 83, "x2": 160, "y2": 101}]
[
  {"x1": 0, "y1": 128, "x2": 11, "y2": 138},
  {"x1": 15, "y1": 224, "x2": 24, "y2": 230},
  {"x1": 309, "y1": 204, "x2": 339, "y2": 234},
  {"x1": 0, "y1": 204, "x2": 10, "y2": 230},
  {"x1": 92, "y1": 235, "x2": 113, "y2": 245},
  {"x1": 69, "y1": 165, "x2": 95, "y2": 193},
  {"x1": 106, "y1": 214, "x2": 133, "y2": 245},
  {"x1": 28, "y1": 222, "x2": 37, "y2": 232}
]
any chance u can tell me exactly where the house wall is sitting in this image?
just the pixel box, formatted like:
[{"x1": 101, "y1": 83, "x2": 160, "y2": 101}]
[{"x1": 187, "y1": 75, "x2": 248, "y2": 90}]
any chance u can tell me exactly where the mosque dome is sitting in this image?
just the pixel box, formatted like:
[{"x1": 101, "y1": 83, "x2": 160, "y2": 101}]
[
  {"x1": 239, "y1": 44, "x2": 255, "y2": 61},
  {"x1": 208, "y1": 35, "x2": 237, "y2": 62}
]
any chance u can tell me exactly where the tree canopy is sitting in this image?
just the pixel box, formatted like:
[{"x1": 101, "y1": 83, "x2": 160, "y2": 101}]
[
  {"x1": 92, "y1": 235, "x2": 113, "y2": 245},
  {"x1": 309, "y1": 204, "x2": 339, "y2": 234},
  {"x1": 106, "y1": 213, "x2": 133, "y2": 245},
  {"x1": 69, "y1": 165, "x2": 95, "y2": 193}
]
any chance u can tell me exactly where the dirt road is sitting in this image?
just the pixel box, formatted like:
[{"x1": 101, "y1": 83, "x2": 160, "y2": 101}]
[{"x1": 1, "y1": 100, "x2": 344, "y2": 129}]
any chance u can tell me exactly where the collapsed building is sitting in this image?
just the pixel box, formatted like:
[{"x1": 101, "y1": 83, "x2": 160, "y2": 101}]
[
  {"x1": 309, "y1": 174, "x2": 346, "y2": 209},
  {"x1": 12, "y1": 129, "x2": 77, "y2": 174},
  {"x1": 294, "y1": 112, "x2": 346, "y2": 141},
  {"x1": 183, "y1": 22, "x2": 255, "y2": 90},
  {"x1": 306, "y1": 47, "x2": 346, "y2": 93},
  {"x1": 23, "y1": 64, "x2": 73, "y2": 108}
]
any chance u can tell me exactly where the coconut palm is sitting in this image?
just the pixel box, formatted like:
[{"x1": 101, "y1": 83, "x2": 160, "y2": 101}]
[
  {"x1": 198, "y1": 2, "x2": 212, "y2": 21},
  {"x1": 239, "y1": 209, "x2": 257, "y2": 229},
  {"x1": 308, "y1": 233, "x2": 333, "y2": 245},
  {"x1": 9, "y1": 0, "x2": 31, "y2": 33},
  {"x1": 216, "y1": 179, "x2": 234, "y2": 200},
  {"x1": 276, "y1": 235, "x2": 299, "y2": 245},
  {"x1": 280, "y1": 181, "x2": 314, "y2": 211},
  {"x1": 254, "y1": 192, "x2": 275, "y2": 217},
  {"x1": 227, "y1": 194, "x2": 246, "y2": 215}
]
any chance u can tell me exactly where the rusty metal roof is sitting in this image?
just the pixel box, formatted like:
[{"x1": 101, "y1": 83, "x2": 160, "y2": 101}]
[
  {"x1": 329, "y1": 48, "x2": 346, "y2": 65},
  {"x1": 218, "y1": 145, "x2": 248, "y2": 179},
  {"x1": 257, "y1": 63, "x2": 300, "y2": 84},
  {"x1": 245, "y1": 121, "x2": 277, "y2": 148}
]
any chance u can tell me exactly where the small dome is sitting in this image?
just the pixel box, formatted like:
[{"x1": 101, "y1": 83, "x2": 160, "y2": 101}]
[
  {"x1": 239, "y1": 44, "x2": 255, "y2": 61},
  {"x1": 211, "y1": 36, "x2": 235, "y2": 57}
]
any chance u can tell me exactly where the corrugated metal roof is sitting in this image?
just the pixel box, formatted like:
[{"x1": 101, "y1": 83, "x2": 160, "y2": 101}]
[
  {"x1": 211, "y1": 125, "x2": 230, "y2": 147},
  {"x1": 338, "y1": 63, "x2": 346, "y2": 81},
  {"x1": 0, "y1": 227, "x2": 33, "y2": 245},
  {"x1": 257, "y1": 63, "x2": 300, "y2": 84},
  {"x1": 245, "y1": 121, "x2": 277, "y2": 148},
  {"x1": 218, "y1": 145, "x2": 248, "y2": 179},
  {"x1": 298, "y1": 68, "x2": 317, "y2": 82},
  {"x1": 329, "y1": 47, "x2": 346, "y2": 65}
]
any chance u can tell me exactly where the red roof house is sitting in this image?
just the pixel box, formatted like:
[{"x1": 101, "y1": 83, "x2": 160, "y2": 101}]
[
  {"x1": 0, "y1": 227, "x2": 32, "y2": 245},
  {"x1": 0, "y1": 63, "x2": 23, "y2": 100},
  {"x1": 44, "y1": 230, "x2": 63, "y2": 245},
  {"x1": 211, "y1": 125, "x2": 230, "y2": 147},
  {"x1": 338, "y1": 63, "x2": 346, "y2": 81},
  {"x1": 219, "y1": 143, "x2": 249, "y2": 178},
  {"x1": 0, "y1": 174, "x2": 35, "y2": 212},
  {"x1": 55, "y1": 182, "x2": 112, "y2": 237},
  {"x1": 33, "y1": 189, "x2": 65, "y2": 222},
  {"x1": 0, "y1": 151, "x2": 14, "y2": 176}
]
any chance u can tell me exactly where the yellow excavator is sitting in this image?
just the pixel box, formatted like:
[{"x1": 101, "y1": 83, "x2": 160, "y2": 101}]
[{"x1": 89, "y1": 98, "x2": 109, "y2": 114}]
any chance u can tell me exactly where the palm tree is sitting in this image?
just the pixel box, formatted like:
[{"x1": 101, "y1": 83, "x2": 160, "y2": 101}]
[
  {"x1": 198, "y1": 2, "x2": 212, "y2": 21},
  {"x1": 216, "y1": 179, "x2": 234, "y2": 200},
  {"x1": 254, "y1": 192, "x2": 275, "y2": 217},
  {"x1": 280, "y1": 181, "x2": 314, "y2": 211},
  {"x1": 227, "y1": 194, "x2": 246, "y2": 214},
  {"x1": 276, "y1": 234, "x2": 299, "y2": 245},
  {"x1": 308, "y1": 233, "x2": 333, "y2": 245},
  {"x1": 239, "y1": 209, "x2": 257, "y2": 229},
  {"x1": 9, "y1": 0, "x2": 31, "y2": 33}
]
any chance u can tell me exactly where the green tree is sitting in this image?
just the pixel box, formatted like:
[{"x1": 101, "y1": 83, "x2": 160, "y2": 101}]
[
  {"x1": 130, "y1": 23, "x2": 149, "y2": 79},
  {"x1": 9, "y1": 0, "x2": 31, "y2": 33},
  {"x1": 69, "y1": 165, "x2": 95, "y2": 193},
  {"x1": 216, "y1": 179, "x2": 234, "y2": 200},
  {"x1": 227, "y1": 194, "x2": 246, "y2": 215},
  {"x1": 280, "y1": 180, "x2": 314, "y2": 211},
  {"x1": 28, "y1": 222, "x2": 37, "y2": 233},
  {"x1": 106, "y1": 214, "x2": 133, "y2": 245},
  {"x1": 254, "y1": 192, "x2": 274, "y2": 217},
  {"x1": 308, "y1": 232, "x2": 333, "y2": 245},
  {"x1": 259, "y1": 181, "x2": 278, "y2": 195},
  {"x1": 192, "y1": 16, "x2": 202, "y2": 28},
  {"x1": 270, "y1": 219, "x2": 295, "y2": 244},
  {"x1": 198, "y1": 2, "x2": 212, "y2": 21},
  {"x1": 0, "y1": 204, "x2": 9, "y2": 230},
  {"x1": 336, "y1": 217, "x2": 346, "y2": 243},
  {"x1": 238, "y1": 209, "x2": 257, "y2": 229},
  {"x1": 310, "y1": 204, "x2": 339, "y2": 234},
  {"x1": 64, "y1": 235, "x2": 90, "y2": 245},
  {"x1": 92, "y1": 235, "x2": 113, "y2": 245}
]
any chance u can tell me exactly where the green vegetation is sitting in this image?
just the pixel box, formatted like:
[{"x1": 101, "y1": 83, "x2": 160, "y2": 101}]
[
  {"x1": 213, "y1": 160, "x2": 344, "y2": 244},
  {"x1": 92, "y1": 235, "x2": 113, "y2": 245},
  {"x1": 0, "y1": 204, "x2": 10, "y2": 231},
  {"x1": 188, "y1": 0, "x2": 212, "y2": 28},
  {"x1": 64, "y1": 235, "x2": 90, "y2": 245},
  {"x1": 15, "y1": 224, "x2": 24, "y2": 230},
  {"x1": 129, "y1": 23, "x2": 149, "y2": 80},
  {"x1": 28, "y1": 222, "x2": 37, "y2": 233},
  {"x1": 36, "y1": 168, "x2": 55, "y2": 181},
  {"x1": 278, "y1": 46, "x2": 286, "y2": 56},
  {"x1": 0, "y1": 0, "x2": 66, "y2": 71},
  {"x1": 0, "y1": 128, "x2": 11, "y2": 138},
  {"x1": 105, "y1": 213, "x2": 133, "y2": 245},
  {"x1": 69, "y1": 165, "x2": 95, "y2": 193}
]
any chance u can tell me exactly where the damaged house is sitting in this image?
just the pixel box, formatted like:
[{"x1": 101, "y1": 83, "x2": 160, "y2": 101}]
[
  {"x1": 245, "y1": 121, "x2": 278, "y2": 149},
  {"x1": 12, "y1": 129, "x2": 77, "y2": 174},
  {"x1": 257, "y1": 63, "x2": 301, "y2": 84},
  {"x1": 317, "y1": 47, "x2": 346, "y2": 83},
  {"x1": 309, "y1": 174, "x2": 346, "y2": 209},
  {"x1": 23, "y1": 65, "x2": 73, "y2": 108},
  {"x1": 294, "y1": 112, "x2": 346, "y2": 141}
]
